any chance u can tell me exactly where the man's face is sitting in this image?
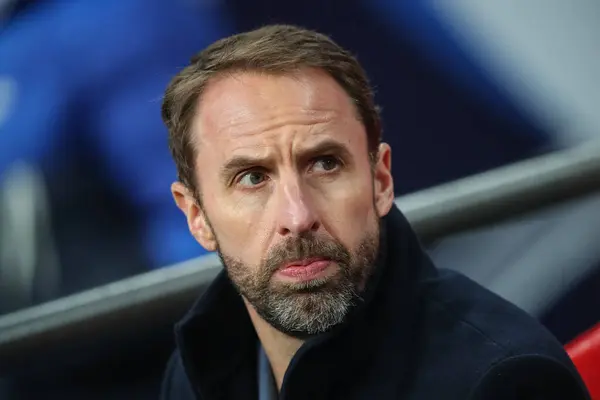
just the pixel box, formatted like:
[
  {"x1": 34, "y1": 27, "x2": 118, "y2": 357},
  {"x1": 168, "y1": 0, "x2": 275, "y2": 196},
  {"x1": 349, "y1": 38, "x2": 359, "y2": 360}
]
[{"x1": 173, "y1": 68, "x2": 394, "y2": 337}]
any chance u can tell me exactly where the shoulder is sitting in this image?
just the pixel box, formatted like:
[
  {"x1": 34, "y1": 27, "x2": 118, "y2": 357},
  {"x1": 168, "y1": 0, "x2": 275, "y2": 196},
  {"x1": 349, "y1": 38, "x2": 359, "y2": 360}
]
[
  {"x1": 469, "y1": 354, "x2": 590, "y2": 399},
  {"x1": 161, "y1": 350, "x2": 196, "y2": 400},
  {"x1": 414, "y1": 269, "x2": 587, "y2": 395},
  {"x1": 421, "y1": 268, "x2": 570, "y2": 359}
]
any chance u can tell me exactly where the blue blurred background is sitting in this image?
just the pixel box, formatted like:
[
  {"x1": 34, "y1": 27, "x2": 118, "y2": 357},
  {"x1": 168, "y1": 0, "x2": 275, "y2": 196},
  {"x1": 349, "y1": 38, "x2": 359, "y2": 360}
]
[{"x1": 0, "y1": 0, "x2": 598, "y2": 398}]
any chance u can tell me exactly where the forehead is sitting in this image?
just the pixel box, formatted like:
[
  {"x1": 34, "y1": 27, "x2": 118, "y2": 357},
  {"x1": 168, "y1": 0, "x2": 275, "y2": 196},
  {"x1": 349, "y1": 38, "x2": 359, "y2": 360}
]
[{"x1": 191, "y1": 68, "x2": 360, "y2": 147}]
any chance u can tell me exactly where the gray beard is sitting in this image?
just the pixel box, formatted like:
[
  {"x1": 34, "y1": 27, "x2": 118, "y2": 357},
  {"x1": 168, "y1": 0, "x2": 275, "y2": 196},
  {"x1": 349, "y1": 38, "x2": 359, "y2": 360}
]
[{"x1": 218, "y1": 227, "x2": 380, "y2": 338}]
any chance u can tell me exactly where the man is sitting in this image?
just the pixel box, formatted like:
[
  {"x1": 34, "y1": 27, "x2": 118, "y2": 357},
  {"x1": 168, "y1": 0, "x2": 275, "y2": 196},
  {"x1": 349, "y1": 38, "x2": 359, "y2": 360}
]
[{"x1": 160, "y1": 25, "x2": 590, "y2": 399}]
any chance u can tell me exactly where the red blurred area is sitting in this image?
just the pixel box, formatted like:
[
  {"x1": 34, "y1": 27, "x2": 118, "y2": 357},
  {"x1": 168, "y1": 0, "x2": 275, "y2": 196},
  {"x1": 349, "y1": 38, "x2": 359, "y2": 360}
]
[{"x1": 566, "y1": 322, "x2": 600, "y2": 399}]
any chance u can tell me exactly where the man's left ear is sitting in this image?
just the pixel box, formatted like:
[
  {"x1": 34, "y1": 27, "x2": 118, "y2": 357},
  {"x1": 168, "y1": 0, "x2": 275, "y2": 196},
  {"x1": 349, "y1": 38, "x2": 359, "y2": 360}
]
[{"x1": 373, "y1": 143, "x2": 395, "y2": 217}]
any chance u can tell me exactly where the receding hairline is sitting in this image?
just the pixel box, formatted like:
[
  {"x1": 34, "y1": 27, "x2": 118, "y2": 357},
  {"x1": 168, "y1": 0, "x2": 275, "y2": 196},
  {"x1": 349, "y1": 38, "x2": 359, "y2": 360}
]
[{"x1": 186, "y1": 67, "x2": 365, "y2": 150}]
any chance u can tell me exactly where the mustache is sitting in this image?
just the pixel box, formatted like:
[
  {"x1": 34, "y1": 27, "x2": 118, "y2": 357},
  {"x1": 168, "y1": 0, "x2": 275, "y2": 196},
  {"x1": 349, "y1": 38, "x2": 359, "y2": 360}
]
[{"x1": 263, "y1": 234, "x2": 351, "y2": 274}]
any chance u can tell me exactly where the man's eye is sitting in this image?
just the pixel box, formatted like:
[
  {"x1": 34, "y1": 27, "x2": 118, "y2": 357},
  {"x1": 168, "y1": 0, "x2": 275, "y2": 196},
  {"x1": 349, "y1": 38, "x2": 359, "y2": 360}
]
[
  {"x1": 312, "y1": 156, "x2": 340, "y2": 172},
  {"x1": 238, "y1": 171, "x2": 267, "y2": 187}
]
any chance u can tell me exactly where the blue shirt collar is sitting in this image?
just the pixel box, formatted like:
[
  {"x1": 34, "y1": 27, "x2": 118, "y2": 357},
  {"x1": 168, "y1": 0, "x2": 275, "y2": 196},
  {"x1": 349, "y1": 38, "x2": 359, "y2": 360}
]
[{"x1": 258, "y1": 344, "x2": 279, "y2": 400}]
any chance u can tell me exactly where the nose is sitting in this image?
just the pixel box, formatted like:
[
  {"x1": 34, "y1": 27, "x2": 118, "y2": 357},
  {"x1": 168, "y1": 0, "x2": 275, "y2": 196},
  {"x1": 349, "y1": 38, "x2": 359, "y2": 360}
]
[{"x1": 276, "y1": 177, "x2": 320, "y2": 236}]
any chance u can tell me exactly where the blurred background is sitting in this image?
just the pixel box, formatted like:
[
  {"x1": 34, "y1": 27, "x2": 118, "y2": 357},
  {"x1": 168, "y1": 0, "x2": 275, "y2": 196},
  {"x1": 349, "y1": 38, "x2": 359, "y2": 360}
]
[{"x1": 0, "y1": 0, "x2": 598, "y2": 398}]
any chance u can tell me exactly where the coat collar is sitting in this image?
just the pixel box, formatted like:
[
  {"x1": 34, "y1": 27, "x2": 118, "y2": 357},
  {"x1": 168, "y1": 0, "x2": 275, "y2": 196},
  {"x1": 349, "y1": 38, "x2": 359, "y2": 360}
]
[{"x1": 175, "y1": 205, "x2": 438, "y2": 399}]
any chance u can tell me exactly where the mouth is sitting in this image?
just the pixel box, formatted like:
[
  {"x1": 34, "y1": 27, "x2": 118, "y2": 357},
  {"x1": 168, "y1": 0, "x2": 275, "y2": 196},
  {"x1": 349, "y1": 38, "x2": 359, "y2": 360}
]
[{"x1": 276, "y1": 257, "x2": 334, "y2": 282}]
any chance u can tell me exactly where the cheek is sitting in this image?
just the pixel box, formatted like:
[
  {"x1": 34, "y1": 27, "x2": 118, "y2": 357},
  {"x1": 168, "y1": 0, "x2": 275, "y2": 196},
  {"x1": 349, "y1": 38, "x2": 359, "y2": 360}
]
[
  {"x1": 315, "y1": 171, "x2": 377, "y2": 244},
  {"x1": 204, "y1": 191, "x2": 271, "y2": 261}
]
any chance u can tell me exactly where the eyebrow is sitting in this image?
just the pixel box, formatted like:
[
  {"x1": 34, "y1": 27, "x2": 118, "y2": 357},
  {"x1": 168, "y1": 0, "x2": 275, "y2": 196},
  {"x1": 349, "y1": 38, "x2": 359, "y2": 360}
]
[
  {"x1": 298, "y1": 139, "x2": 352, "y2": 164},
  {"x1": 220, "y1": 139, "x2": 352, "y2": 183}
]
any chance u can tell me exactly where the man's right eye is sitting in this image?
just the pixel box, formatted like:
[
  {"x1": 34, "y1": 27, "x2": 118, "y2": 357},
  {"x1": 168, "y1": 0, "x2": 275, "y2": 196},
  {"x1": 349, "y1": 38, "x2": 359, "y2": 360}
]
[{"x1": 238, "y1": 171, "x2": 268, "y2": 187}]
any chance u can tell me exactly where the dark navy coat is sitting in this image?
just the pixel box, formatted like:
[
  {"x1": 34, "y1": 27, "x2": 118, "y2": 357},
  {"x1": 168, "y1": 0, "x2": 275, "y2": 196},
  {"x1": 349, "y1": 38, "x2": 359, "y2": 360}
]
[{"x1": 161, "y1": 206, "x2": 589, "y2": 399}]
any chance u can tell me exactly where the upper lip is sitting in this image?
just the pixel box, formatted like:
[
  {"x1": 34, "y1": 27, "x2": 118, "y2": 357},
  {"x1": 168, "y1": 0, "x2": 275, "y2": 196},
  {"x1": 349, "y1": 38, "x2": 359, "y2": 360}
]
[{"x1": 281, "y1": 257, "x2": 330, "y2": 269}]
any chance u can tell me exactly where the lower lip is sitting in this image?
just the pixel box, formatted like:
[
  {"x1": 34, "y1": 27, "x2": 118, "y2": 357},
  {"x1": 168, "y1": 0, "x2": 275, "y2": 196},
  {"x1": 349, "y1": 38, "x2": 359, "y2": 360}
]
[{"x1": 277, "y1": 260, "x2": 332, "y2": 281}]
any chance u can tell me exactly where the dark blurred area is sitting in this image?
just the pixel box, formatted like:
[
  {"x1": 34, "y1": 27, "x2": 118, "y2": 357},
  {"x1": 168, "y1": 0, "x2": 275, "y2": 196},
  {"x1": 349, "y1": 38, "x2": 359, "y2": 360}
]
[{"x1": 0, "y1": 0, "x2": 598, "y2": 398}]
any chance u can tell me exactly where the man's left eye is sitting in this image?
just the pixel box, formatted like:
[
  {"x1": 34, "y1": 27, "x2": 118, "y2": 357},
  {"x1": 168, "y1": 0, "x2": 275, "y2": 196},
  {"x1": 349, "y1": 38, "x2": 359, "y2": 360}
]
[{"x1": 312, "y1": 156, "x2": 340, "y2": 172}]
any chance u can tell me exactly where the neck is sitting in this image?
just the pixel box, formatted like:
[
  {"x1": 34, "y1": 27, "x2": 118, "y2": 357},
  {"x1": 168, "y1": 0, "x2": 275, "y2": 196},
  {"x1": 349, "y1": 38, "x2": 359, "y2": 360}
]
[{"x1": 244, "y1": 300, "x2": 303, "y2": 390}]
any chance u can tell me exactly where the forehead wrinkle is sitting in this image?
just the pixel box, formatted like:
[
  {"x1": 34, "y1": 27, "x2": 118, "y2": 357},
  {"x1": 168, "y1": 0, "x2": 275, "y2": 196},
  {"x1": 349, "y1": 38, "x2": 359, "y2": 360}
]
[
  {"x1": 214, "y1": 108, "x2": 340, "y2": 140},
  {"x1": 196, "y1": 70, "x2": 359, "y2": 134},
  {"x1": 221, "y1": 125, "x2": 327, "y2": 173},
  {"x1": 192, "y1": 69, "x2": 365, "y2": 160},
  {"x1": 221, "y1": 117, "x2": 352, "y2": 176}
]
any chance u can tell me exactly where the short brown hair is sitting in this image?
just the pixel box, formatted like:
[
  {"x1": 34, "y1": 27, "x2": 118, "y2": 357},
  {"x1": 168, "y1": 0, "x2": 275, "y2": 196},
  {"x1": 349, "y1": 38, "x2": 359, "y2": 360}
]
[{"x1": 162, "y1": 24, "x2": 381, "y2": 196}]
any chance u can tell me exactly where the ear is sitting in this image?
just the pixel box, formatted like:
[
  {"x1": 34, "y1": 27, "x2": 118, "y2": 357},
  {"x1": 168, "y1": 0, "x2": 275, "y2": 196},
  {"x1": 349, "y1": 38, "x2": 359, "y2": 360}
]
[
  {"x1": 171, "y1": 182, "x2": 217, "y2": 252},
  {"x1": 373, "y1": 143, "x2": 394, "y2": 217}
]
